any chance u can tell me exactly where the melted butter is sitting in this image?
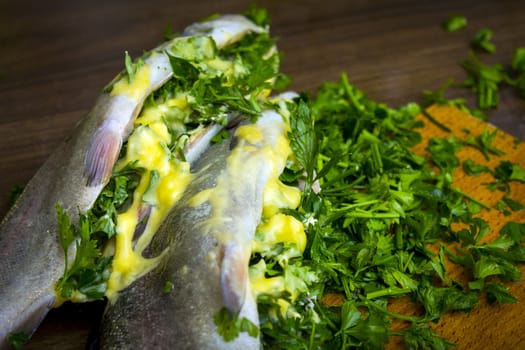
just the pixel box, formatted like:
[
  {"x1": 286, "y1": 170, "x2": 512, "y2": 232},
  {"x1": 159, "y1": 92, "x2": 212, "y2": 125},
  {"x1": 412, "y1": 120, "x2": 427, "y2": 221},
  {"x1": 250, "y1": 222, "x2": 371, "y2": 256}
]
[
  {"x1": 250, "y1": 260, "x2": 285, "y2": 295},
  {"x1": 234, "y1": 124, "x2": 264, "y2": 144},
  {"x1": 166, "y1": 94, "x2": 189, "y2": 110},
  {"x1": 252, "y1": 213, "x2": 306, "y2": 258},
  {"x1": 242, "y1": 100, "x2": 309, "y2": 313},
  {"x1": 262, "y1": 181, "x2": 301, "y2": 218},
  {"x1": 184, "y1": 101, "x2": 306, "y2": 313},
  {"x1": 105, "y1": 99, "x2": 193, "y2": 301},
  {"x1": 110, "y1": 61, "x2": 152, "y2": 101},
  {"x1": 190, "y1": 116, "x2": 294, "y2": 244}
]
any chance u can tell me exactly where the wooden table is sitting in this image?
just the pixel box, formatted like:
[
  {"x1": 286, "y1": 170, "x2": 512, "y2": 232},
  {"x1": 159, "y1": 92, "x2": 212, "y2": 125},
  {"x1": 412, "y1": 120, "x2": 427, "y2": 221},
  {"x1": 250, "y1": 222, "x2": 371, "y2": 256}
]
[{"x1": 1, "y1": 0, "x2": 524, "y2": 348}]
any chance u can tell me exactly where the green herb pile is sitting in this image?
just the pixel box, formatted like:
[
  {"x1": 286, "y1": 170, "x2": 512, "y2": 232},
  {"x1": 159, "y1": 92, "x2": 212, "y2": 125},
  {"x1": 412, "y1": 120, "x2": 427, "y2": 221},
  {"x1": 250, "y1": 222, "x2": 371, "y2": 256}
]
[{"x1": 253, "y1": 73, "x2": 525, "y2": 349}]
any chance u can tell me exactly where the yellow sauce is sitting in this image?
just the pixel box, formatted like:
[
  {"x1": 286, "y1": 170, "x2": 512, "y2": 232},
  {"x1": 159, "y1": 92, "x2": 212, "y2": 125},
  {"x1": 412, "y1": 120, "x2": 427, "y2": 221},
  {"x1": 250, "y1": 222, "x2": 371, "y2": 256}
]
[
  {"x1": 110, "y1": 61, "x2": 152, "y2": 101},
  {"x1": 105, "y1": 98, "x2": 193, "y2": 301},
  {"x1": 184, "y1": 98, "x2": 307, "y2": 313}
]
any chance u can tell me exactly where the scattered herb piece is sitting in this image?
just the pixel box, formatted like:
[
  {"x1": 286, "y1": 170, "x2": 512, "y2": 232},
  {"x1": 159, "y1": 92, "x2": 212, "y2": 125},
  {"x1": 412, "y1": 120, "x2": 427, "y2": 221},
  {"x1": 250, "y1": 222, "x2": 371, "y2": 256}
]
[
  {"x1": 502, "y1": 196, "x2": 525, "y2": 211},
  {"x1": 464, "y1": 129, "x2": 505, "y2": 160},
  {"x1": 472, "y1": 28, "x2": 496, "y2": 53},
  {"x1": 495, "y1": 201, "x2": 511, "y2": 216},
  {"x1": 163, "y1": 281, "x2": 175, "y2": 294},
  {"x1": 7, "y1": 332, "x2": 29, "y2": 350},
  {"x1": 163, "y1": 23, "x2": 176, "y2": 41},
  {"x1": 510, "y1": 48, "x2": 525, "y2": 98},
  {"x1": 210, "y1": 129, "x2": 231, "y2": 144},
  {"x1": 427, "y1": 136, "x2": 463, "y2": 174},
  {"x1": 421, "y1": 79, "x2": 489, "y2": 121},
  {"x1": 462, "y1": 158, "x2": 491, "y2": 176},
  {"x1": 243, "y1": 4, "x2": 269, "y2": 27},
  {"x1": 402, "y1": 323, "x2": 457, "y2": 349},
  {"x1": 214, "y1": 307, "x2": 259, "y2": 342},
  {"x1": 124, "y1": 51, "x2": 144, "y2": 84},
  {"x1": 494, "y1": 160, "x2": 525, "y2": 184},
  {"x1": 442, "y1": 15, "x2": 467, "y2": 32},
  {"x1": 461, "y1": 51, "x2": 506, "y2": 109},
  {"x1": 421, "y1": 109, "x2": 451, "y2": 133},
  {"x1": 8, "y1": 184, "x2": 24, "y2": 207},
  {"x1": 486, "y1": 282, "x2": 517, "y2": 304}
]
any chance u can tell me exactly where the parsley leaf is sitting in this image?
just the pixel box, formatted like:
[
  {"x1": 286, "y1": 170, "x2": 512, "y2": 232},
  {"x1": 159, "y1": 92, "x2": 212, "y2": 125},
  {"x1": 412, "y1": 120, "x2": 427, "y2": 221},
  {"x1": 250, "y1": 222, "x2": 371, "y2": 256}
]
[
  {"x1": 7, "y1": 184, "x2": 23, "y2": 207},
  {"x1": 486, "y1": 282, "x2": 517, "y2": 304},
  {"x1": 464, "y1": 129, "x2": 505, "y2": 160},
  {"x1": 124, "y1": 51, "x2": 144, "y2": 84},
  {"x1": 7, "y1": 332, "x2": 29, "y2": 350},
  {"x1": 494, "y1": 160, "x2": 525, "y2": 183},
  {"x1": 214, "y1": 307, "x2": 259, "y2": 342},
  {"x1": 461, "y1": 52, "x2": 506, "y2": 109},
  {"x1": 510, "y1": 48, "x2": 525, "y2": 98},
  {"x1": 288, "y1": 99, "x2": 318, "y2": 191},
  {"x1": 462, "y1": 158, "x2": 491, "y2": 176},
  {"x1": 243, "y1": 4, "x2": 270, "y2": 27},
  {"x1": 402, "y1": 323, "x2": 456, "y2": 350},
  {"x1": 472, "y1": 28, "x2": 496, "y2": 53},
  {"x1": 442, "y1": 15, "x2": 467, "y2": 32}
]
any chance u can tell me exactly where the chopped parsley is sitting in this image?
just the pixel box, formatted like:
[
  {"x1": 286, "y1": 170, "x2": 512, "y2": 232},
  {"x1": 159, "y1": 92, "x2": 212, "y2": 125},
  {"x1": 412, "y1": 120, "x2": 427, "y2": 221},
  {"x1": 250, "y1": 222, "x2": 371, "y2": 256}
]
[
  {"x1": 510, "y1": 48, "x2": 525, "y2": 98},
  {"x1": 7, "y1": 184, "x2": 23, "y2": 207},
  {"x1": 124, "y1": 51, "x2": 145, "y2": 84},
  {"x1": 7, "y1": 332, "x2": 29, "y2": 350},
  {"x1": 461, "y1": 52, "x2": 507, "y2": 110},
  {"x1": 472, "y1": 28, "x2": 496, "y2": 54},
  {"x1": 253, "y1": 75, "x2": 525, "y2": 349},
  {"x1": 214, "y1": 307, "x2": 259, "y2": 342},
  {"x1": 442, "y1": 15, "x2": 467, "y2": 32}
]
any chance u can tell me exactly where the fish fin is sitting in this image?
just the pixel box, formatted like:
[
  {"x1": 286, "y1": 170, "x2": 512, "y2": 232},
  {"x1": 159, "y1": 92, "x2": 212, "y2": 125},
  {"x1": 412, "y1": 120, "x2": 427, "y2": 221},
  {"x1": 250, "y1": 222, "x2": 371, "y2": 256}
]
[
  {"x1": 83, "y1": 120, "x2": 122, "y2": 186},
  {"x1": 220, "y1": 243, "x2": 250, "y2": 316}
]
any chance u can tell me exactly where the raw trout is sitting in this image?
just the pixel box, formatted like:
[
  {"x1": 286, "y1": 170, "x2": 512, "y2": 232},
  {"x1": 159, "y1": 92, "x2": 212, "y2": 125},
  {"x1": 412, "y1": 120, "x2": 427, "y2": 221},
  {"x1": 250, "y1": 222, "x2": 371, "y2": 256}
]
[
  {"x1": 100, "y1": 105, "x2": 295, "y2": 349},
  {"x1": 0, "y1": 14, "x2": 266, "y2": 348}
]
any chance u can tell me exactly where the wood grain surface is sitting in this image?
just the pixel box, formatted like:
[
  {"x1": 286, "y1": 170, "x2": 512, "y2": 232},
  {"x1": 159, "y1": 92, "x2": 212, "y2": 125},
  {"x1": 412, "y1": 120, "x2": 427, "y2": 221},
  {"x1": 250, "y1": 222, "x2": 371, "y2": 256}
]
[{"x1": 1, "y1": 0, "x2": 524, "y2": 349}]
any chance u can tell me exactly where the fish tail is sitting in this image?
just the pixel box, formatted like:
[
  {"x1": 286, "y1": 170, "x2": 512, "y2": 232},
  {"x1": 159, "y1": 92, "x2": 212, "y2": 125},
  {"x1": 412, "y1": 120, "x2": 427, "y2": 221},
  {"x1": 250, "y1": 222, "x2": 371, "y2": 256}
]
[
  {"x1": 220, "y1": 242, "x2": 251, "y2": 316},
  {"x1": 83, "y1": 119, "x2": 123, "y2": 186}
]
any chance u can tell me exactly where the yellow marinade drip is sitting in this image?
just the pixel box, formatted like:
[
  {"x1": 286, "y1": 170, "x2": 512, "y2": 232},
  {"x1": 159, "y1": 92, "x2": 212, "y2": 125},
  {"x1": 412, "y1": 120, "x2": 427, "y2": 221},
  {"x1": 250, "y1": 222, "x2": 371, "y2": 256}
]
[
  {"x1": 186, "y1": 98, "x2": 307, "y2": 314},
  {"x1": 110, "y1": 60, "x2": 152, "y2": 100},
  {"x1": 103, "y1": 35, "x2": 254, "y2": 300},
  {"x1": 105, "y1": 101, "x2": 193, "y2": 301},
  {"x1": 247, "y1": 101, "x2": 308, "y2": 316}
]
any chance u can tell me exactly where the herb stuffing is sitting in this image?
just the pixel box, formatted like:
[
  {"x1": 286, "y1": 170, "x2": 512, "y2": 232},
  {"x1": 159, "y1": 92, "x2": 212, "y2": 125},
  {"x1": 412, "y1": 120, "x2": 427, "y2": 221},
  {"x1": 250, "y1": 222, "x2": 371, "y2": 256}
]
[{"x1": 54, "y1": 7, "x2": 285, "y2": 301}]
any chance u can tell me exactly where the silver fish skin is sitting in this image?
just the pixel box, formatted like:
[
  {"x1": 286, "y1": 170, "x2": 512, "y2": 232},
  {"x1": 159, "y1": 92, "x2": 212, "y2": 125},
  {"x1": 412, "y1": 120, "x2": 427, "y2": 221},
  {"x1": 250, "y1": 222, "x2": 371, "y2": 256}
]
[
  {"x1": 0, "y1": 14, "x2": 264, "y2": 349},
  {"x1": 100, "y1": 138, "x2": 258, "y2": 350},
  {"x1": 100, "y1": 106, "x2": 293, "y2": 349},
  {"x1": 0, "y1": 94, "x2": 114, "y2": 350}
]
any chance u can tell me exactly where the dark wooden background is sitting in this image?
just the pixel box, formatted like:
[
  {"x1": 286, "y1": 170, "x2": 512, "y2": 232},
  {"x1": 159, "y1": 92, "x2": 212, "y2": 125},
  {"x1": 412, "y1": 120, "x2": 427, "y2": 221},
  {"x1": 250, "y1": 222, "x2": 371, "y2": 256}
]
[{"x1": 1, "y1": 0, "x2": 524, "y2": 348}]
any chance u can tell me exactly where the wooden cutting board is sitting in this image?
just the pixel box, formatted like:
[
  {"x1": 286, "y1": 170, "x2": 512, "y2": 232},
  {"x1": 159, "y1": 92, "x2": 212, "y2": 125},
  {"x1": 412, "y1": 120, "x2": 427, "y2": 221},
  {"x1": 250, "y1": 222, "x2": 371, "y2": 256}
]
[
  {"x1": 386, "y1": 105, "x2": 525, "y2": 349},
  {"x1": 25, "y1": 105, "x2": 525, "y2": 349}
]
